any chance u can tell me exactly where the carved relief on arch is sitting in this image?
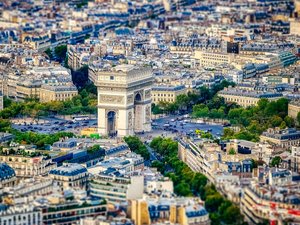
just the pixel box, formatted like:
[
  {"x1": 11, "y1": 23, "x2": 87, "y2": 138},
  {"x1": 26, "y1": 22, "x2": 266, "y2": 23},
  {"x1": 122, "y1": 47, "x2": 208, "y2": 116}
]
[
  {"x1": 127, "y1": 94, "x2": 134, "y2": 104},
  {"x1": 144, "y1": 89, "x2": 151, "y2": 99},
  {"x1": 145, "y1": 105, "x2": 151, "y2": 123},
  {"x1": 100, "y1": 94, "x2": 124, "y2": 104},
  {"x1": 128, "y1": 111, "x2": 133, "y2": 129}
]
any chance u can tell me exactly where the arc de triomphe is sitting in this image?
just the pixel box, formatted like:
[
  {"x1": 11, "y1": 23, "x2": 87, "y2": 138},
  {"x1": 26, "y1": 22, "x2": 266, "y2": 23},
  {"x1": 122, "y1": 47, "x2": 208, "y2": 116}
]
[{"x1": 89, "y1": 64, "x2": 153, "y2": 136}]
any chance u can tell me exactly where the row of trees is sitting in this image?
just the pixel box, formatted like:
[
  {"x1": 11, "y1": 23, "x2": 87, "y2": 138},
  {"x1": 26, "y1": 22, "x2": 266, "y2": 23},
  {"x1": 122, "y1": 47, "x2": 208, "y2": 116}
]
[
  {"x1": 123, "y1": 136, "x2": 150, "y2": 160},
  {"x1": 0, "y1": 118, "x2": 74, "y2": 149},
  {"x1": 0, "y1": 86, "x2": 97, "y2": 120},
  {"x1": 221, "y1": 98, "x2": 294, "y2": 142},
  {"x1": 14, "y1": 130, "x2": 74, "y2": 149},
  {"x1": 152, "y1": 80, "x2": 235, "y2": 115},
  {"x1": 149, "y1": 137, "x2": 245, "y2": 225},
  {"x1": 45, "y1": 45, "x2": 68, "y2": 63}
]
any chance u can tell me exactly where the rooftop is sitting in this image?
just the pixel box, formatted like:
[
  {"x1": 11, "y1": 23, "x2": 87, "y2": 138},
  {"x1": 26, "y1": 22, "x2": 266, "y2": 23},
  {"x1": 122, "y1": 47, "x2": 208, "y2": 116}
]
[{"x1": 49, "y1": 163, "x2": 87, "y2": 177}]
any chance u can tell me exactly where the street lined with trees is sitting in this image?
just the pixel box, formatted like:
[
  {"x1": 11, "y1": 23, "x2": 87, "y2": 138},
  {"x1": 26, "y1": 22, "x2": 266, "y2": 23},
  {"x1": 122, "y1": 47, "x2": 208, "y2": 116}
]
[{"x1": 149, "y1": 137, "x2": 246, "y2": 225}]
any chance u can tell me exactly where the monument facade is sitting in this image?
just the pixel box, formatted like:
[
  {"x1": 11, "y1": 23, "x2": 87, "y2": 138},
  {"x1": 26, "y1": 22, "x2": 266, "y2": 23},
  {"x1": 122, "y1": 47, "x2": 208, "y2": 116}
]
[{"x1": 89, "y1": 64, "x2": 153, "y2": 136}]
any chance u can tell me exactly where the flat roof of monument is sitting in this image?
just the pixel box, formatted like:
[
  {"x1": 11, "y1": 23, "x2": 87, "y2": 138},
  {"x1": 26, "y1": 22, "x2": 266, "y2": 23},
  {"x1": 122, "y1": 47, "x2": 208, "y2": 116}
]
[{"x1": 114, "y1": 64, "x2": 136, "y2": 72}]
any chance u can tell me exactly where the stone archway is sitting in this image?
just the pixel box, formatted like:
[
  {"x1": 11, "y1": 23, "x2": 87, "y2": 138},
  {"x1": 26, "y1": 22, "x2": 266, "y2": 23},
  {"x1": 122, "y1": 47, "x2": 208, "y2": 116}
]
[
  {"x1": 134, "y1": 93, "x2": 143, "y2": 132},
  {"x1": 107, "y1": 111, "x2": 117, "y2": 136}
]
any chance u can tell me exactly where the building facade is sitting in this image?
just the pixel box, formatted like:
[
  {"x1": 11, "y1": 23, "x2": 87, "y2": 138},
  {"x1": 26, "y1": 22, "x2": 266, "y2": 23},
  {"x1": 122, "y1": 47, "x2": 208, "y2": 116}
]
[
  {"x1": 260, "y1": 128, "x2": 300, "y2": 148},
  {"x1": 0, "y1": 155, "x2": 56, "y2": 177},
  {"x1": 130, "y1": 197, "x2": 210, "y2": 225},
  {"x1": 0, "y1": 205, "x2": 42, "y2": 225},
  {"x1": 39, "y1": 84, "x2": 78, "y2": 102},
  {"x1": 218, "y1": 88, "x2": 283, "y2": 107},
  {"x1": 288, "y1": 100, "x2": 300, "y2": 120},
  {"x1": 41, "y1": 201, "x2": 107, "y2": 225},
  {"x1": 49, "y1": 163, "x2": 89, "y2": 188},
  {"x1": 89, "y1": 174, "x2": 144, "y2": 203},
  {"x1": 151, "y1": 85, "x2": 186, "y2": 104},
  {"x1": 89, "y1": 64, "x2": 153, "y2": 136}
]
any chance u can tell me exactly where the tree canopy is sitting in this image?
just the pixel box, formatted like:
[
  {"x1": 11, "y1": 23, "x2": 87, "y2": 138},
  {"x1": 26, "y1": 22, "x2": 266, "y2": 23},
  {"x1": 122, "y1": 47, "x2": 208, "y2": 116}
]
[
  {"x1": 150, "y1": 137, "x2": 245, "y2": 225},
  {"x1": 124, "y1": 136, "x2": 150, "y2": 160}
]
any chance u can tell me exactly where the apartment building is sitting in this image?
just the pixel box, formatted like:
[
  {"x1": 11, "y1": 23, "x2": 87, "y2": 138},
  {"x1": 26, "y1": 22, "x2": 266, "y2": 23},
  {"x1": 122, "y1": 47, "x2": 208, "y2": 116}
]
[
  {"x1": 260, "y1": 128, "x2": 300, "y2": 148},
  {"x1": 22, "y1": 33, "x2": 51, "y2": 52},
  {"x1": 39, "y1": 84, "x2": 78, "y2": 102},
  {"x1": 291, "y1": 146, "x2": 300, "y2": 173},
  {"x1": 130, "y1": 197, "x2": 210, "y2": 225},
  {"x1": 178, "y1": 138, "x2": 220, "y2": 182},
  {"x1": 9, "y1": 177, "x2": 54, "y2": 198},
  {"x1": 67, "y1": 44, "x2": 92, "y2": 71},
  {"x1": 0, "y1": 205, "x2": 42, "y2": 225},
  {"x1": 290, "y1": 20, "x2": 300, "y2": 36},
  {"x1": 152, "y1": 85, "x2": 186, "y2": 104},
  {"x1": 218, "y1": 88, "x2": 283, "y2": 107},
  {"x1": 241, "y1": 173, "x2": 300, "y2": 224},
  {"x1": 89, "y1": 173, "x2": 144, "y2": 204},
  {"x1": 194, "y1": 50, "x2": 234, "y2": 67},
  {"x1": 0, "y1": 91, "x2": 3, "y2": 110},
  {"x1": 15, "y1": 80, "x2": 41, "y2": 100},
  {"x1": 41, "y1": 200, "x2": 107, "y2": 225},
  {"x1": 288, "y1": 100, "x2": 300, "y2": 120},
  {"x1": 49, "y1": 163, "x2": 89, "y2": 188},
  {"x1": 0, "y1": 154, "x2": 56, "y2": 177}
]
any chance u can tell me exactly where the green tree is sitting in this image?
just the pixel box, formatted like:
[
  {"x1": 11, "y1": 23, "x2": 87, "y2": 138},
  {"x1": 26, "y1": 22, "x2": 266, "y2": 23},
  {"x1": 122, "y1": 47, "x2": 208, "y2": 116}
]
[
  {"x1": 0, "y1": 119, "x2": 11, "y2": 132},
  {"x1": 152, "y1": 104, "x2": 163, "y2": 114},
  {"x1": 124, "y1": 136, "x2": 150, "y2": 160},
  {"x1": 270, "y1": 156, "x2": 281, "y2": 167},
  {"x1": 222, "y1": 128, "x2": 235, "y2": 140},
  {"x1": 44, "y1": 48, "x2": 53, "y2": 59},
  {"x1": 271, "y1": 115, "x2": 283, "y2": 127},
  {"x1": 279, "y1": 121, "x2": 286, "y2": 129},
  {"x1": 205, "y1": 193, "x2": 224, "y2": 212},
  {"x1": 297, "y1": 112, "x2": 300, "y2": 125},
  {"x1": 54, "y1": 45, "x2": 67, "y2": 62},
  {"x1": 228, "y1": 148, "x2": 236, "y2": 155},
  {"x1": 151, "y1": 160, "x2": 164, "y2": 173},
  {"x1": 176, "y1": 94, "x2": 190, "y2": 110},
  {"x1": 284, "y1": 116, "x2": 295, "y2": 127},
  {"x1": 174, "y1": 182, "x2": 192, "y2": 196},
  {"x1": 222, "y1": 205, "x2": 244, "y2": 224}
]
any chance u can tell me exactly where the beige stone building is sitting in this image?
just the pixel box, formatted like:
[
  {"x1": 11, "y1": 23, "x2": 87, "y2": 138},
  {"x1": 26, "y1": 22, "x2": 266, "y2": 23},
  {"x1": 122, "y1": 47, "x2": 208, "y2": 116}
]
[
  {"x1": 130, "y1": 197, "x2": 210, "y2": 225},
  {"x1": 194, "y1": 50, "x2": 234, "y2": 67},
  {"x1": 49, "y1": 164, "x2": 88, "y2": 188},
  {"x1": 89, "y1": 64, "x2": 153, "y2": 136},
  {"x1": 39, "y1": 84, "x2": 78, "y2": 102},
  {"x1": 260, "y1": 128, "x2": 300, "y2": 148},
  {"x1": 152, "y1": 85, "x2": 186, "y2": 104},
  {"x1": 288, "y1": 100, "x2": 300, "y2": 120},
  {"x1": 0, "y1": 155, "x2": 56, "y2": 177},
  {"x1": 241, "y1": 179, "x2": 299, "y2": 224},
  {"x1": 67, "y1": 44, "x2": 92, "y2": 71},
  {"x1": 0, "y1": 92, "x2": 3, "y2": 110},
  {"x1": 291, "y1": 146, "x2": 300, "y2": 173},
  {"x1": 290, "y1": 20, "x2": 300, "y2": 36},
  {"x1": 15, "y1": 81, "x2": 40, "y2": 100},
  {"x1": 218, "y1": 88, "x2": 283, "y2": 107}
]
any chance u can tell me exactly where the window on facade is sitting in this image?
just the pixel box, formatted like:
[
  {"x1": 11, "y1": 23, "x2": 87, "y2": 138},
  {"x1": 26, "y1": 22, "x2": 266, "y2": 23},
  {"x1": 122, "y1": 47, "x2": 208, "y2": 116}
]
[{"x1": 110, "y1": 76, "x2": 114, "y2": 80}]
